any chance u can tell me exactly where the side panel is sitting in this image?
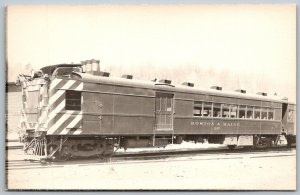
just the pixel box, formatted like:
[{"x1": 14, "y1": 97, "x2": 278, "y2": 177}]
[
  {"x1": 217, "y1": 118, "x2": 238, "y2": 134},
  {"x1": 173, "y1": 91, "x2": 282, "y2": 135},
  {"x1": 260, "y1": 121, "x2": 281, "y2": 134},
  {"x1": 238, "y1": 99, "x2": 262, "y2": 106},
  {"x1": 47, "y1": 78, "x2": 83, "y2": 135},
  {"x1": 81, "y1": 83, "x2": 156, "y2": 135},
  {"x1": 112, "y1": 95, "x2": 155, "y2": 134},
  {"x1": 188, "y1": 117, "x2": 213, "y2": 134},
  {"x1": 174, "y1": 118, "x2": 281, "y2": 135},
  {"x1": 82, "y1": 92, "x2": 113, "y2": 134},
  {"x1": 112, "y1": 115, "x2": 155, "y2": 134},
  {"x1": 174, "y1": 99, "x2": 193, "y2": 117}
]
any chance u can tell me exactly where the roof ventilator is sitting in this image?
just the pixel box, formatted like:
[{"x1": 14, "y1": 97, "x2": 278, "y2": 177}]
[
  {"x1": 158, "y1": 79, "x2": 172, "y2": 85},
  {"x1": 86, "y1": 70, "x2": 110, "y2": 77},
  {"x1": 99, "y1": 72, "x2": 110, "y2": 77},
  {"x1": 235, "y1": 89, "x2": 246, "y2": 94},
  {"x1": 182, "y1": 82, "x2": 194, "y2": 87},
  {"x1": 210, "y1": 86, "x2": 222, "y2": 91},
  {"x1": 122, "y1": 74, "x2": 133, "y2": 79},
  {"x1": 256, "y1": 92, "x2": 267, "y2": 96}
]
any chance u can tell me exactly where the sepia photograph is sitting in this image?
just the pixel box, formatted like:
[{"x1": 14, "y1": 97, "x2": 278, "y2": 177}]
[{"x1": 5, "y1": 3, "x2": 296, "y2": 190}]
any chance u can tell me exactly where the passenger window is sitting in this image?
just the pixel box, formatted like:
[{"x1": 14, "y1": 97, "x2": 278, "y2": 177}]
[
  {"x1": 193, "y1": 101, "x2": 202, "y2": 117},
  {"x1": 65, "y1": 90, "x2": 81, "y2": 111},
  {"x1": 268, "y1": 108, "x2": 274, "y2": 120},
  {"x1": 231, "y1": 105, "x2": 238, "y2": 118},
  {"x1": 254, "y1": 107, "x2": 261, "y2": 119},
  {"x1": 261, "y1": 108, "x2": 267, "y2": 119},
  {"x1": 239, "y1": 105, "x2": 246, "y2": 118},
  {"x1": 222, "y1": 104, "x2": 230, "y2": 118},
  {"x1": 246, "y1": 106, "x2": 253, "y2": 119},
  {"x1": 213, "y1": 103, "x2": 221, "y2": 117},
  {"x1": 203, "y1": 102, "x2": 212, "y2": 117}
]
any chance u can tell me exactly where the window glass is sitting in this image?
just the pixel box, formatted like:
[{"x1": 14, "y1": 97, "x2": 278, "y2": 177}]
[
  {"x1": 22, "y1": 93, "x2": 26, "y2": 102},
  {"x1": 203, "y1": 102, "x2": 212, "y2": 117},
  {"x1": 194, "y1": 107, "x2": 202, "y2": 116},
  {"x1": 42, "y1": 87, "x2": 48, "y2": 107},
  {"x1": 161, "y1": 97, "x2": 167, "y2": 111},
  {"x1": 213, "y1": 103, "x2": 221, "y2": 117},
  {"x1": 155, "y1": 97, "x2": 161, "y2": 111},
  {"x1": 231, "y1": 105, "x2": 238, "y2": 118},
  {"x1": 27, "y1": 91, "x2": 39, "y2": 108},
  {"x1": 246, "y1": 106, "x2": 253, "y2": 119},
  {"x1": 193, "y1": 107, "x2": 201, "y2": 116},
  {"x1": 166, "y1": 98, "x2": 172, "y2": 111},
  {"x1": 194, "y1": 101, "x2": 202, "y2": 107},
  {"x1": 261, "y1": 108, "x2": 267, "y2": 119},
  {"x1": 193, "y1": 101, "x2": 202, "y2": 117},
  {"x1": 222, "y1": 104, "x2": 230, "y2": 118},
  {"x1": 239, "y1": 105, "x2": 246, "y2": 118},
  {"x1": 65, "y1": 90, "x2": 81, "y2": 111},
  {"x1": 53, "y1": 67, "x2": 80, "y2": 77},
  {"x1": 254, "y1": 107, "x2": 261, "y2": 119},
  {"x1": 268, "y1": 108, "x2": 274, "y2": 120},
  {"x1": 288, "y1": 109, "x2": 294, "y2": 121}
]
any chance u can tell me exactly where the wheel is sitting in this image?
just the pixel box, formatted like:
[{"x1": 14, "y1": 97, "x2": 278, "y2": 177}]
[
  {"x1": 175, "y1": 136, "x2": 183, "y2": 144},
  {"x1": 26, "y1": 148, "x2": 35, "y2": 155},
  {"x1": 40, "y1": 158, "x2": 47, "y2": 164},
  {"x1": 58, "y1": 146, "x2": 71, "y2": 160},
  {"x1": 47, "y1": 144, "x2": 58, "y2": 157}
]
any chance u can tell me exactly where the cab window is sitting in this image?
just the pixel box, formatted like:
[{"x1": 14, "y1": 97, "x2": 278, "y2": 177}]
[{"x1": 65, "y1": 90, "x2": 81, "y2": 111}]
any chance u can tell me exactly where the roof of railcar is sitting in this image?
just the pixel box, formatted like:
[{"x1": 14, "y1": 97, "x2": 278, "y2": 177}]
[{"x1": 70, "y1": 72, "x2": 294, "y2": 104}]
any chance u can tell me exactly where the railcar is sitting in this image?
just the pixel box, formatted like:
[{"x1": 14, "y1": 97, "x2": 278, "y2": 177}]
[{"x1": 16, "y1": 59, "x2": 296, "y2": 160}]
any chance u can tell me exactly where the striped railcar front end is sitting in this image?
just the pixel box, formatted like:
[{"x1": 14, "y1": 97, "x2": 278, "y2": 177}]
[
  {"x1": 19, "y1": 78, "x2": 49, "y2": 135},
  {"x1": 47, "y1": 78, "x2": 83, "y2": 135}
]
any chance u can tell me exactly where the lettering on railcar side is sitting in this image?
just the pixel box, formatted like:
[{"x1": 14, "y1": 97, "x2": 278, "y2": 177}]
[{"x1": 191, "y1": 121, "x2": 240, "y2": 127}]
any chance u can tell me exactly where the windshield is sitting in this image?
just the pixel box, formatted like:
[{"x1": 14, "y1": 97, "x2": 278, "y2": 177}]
[
  {"x1": 53, "y1": 67, "x2": 81, "y2": 77},
  {"x1": 40, "y1": 64, "x2": 81, "y2": 76}
]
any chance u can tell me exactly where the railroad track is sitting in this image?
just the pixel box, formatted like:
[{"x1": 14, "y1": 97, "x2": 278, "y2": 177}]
[
  {"x1": 6, "y1": 145, "x2": 23, "y2": 150},
  {"x1": 6, "y1": 146, "x2": 296, "y2": 171}
]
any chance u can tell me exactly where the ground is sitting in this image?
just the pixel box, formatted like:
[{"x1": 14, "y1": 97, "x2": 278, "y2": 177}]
[{"x1": 6, "y1": 147, "x2": 296, "y2": 190}]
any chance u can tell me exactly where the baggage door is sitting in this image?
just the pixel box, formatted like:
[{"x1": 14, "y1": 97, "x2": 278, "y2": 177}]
[{"x1": 155, "y1": 92, "x2": 174, "y2": 131}]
